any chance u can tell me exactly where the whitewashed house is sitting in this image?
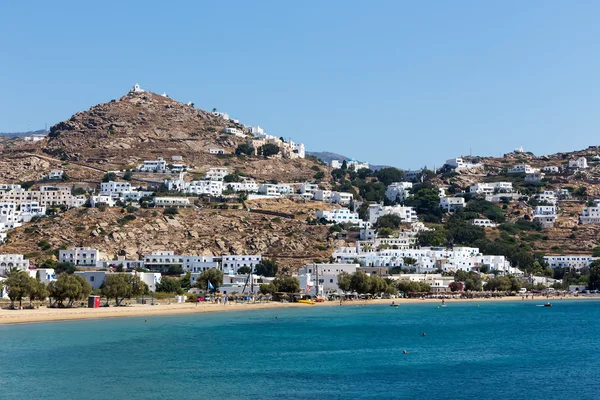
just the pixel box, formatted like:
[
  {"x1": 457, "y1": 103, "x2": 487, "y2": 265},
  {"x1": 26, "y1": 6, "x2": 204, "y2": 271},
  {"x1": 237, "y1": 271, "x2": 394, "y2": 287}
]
[
  {"x1": 90, "y1": 195, "x2": 116, "y2": 208},
  {"x1": 48, "y1": 170, "x2": 64, "y2": 180},
  {"x1": 316, "y1": 209, "x2": 362, "y2": 225},
  {"x1": 297, "y1": 263, "x2": 360, "y2": 296},
  {"x1": 0, "y1": 254, "x2": 30, "y2": 275},
  {"x1": 471, "y1": 219, "x2": 497, "y2": 227},
  {"x1": 182, "y1": 256, "x2": 220, "y2": 273},
  {"x1": 368, "y1": 203, "x2": 418, "y2": 224},
  {"x1": 568, "y1": 157, "x2": 588, "y2": 169},
  {"x1": 331, "y1": 191, "x2": 353, "y2": 206},
  {"x1": 314, "y1": 190, "x2": 332, "y2": 202},
  {"x1": 385, "y1": 182, "x2": 413, "y2": 203},
  {"x1": 331, "y1": 159, "x2": 369, "y2": 171},
  {"x1": 209, "y1": 149, "x2": 226, "y2": 155},
  {"x1": 469, "y1": 182, "x2": 513, "y2": 194},
  {"x1": 445, "y1": 157, "x2": 481, "y2": 170},
  {"x1": 153, "y1": 197, "x2": 191, "y2": 208},
  {"x1": 257, "y1": 184, "x2": 293, "y2": 197},
  {"x1": 543, "y1": 255, "x2": 595, "y2": 270},
  {"x1": 138, "y1": 158, "x2": 167, "y2": 172},
  {"x1": 440, "y1": 196, "x2": 465, "y2": 212},
  {"x1": 533, "y1": 205, "x2": 557, "y2": 227},
  {"x1": 508, "y1": 164, "x2": 537, "y2": 174},
  {"x1": 100, "y1": 181, "x2": 132, "y2": 195},
  {"x1": 221, "y1": 255, "x2": 262, "y2": 275},
  {"x1": 223, "y1": 127, "x2": 245, "y2": 137},
  {"x1": 59, "y1": 247, "x2": 102, "y2": 267},
  {"x1": 525, "y1": 172, "x2": 545, "y2": 183},
  {"x1": 580, "y1": 206, "x2": 600, "y2": 224},
  {"x1": 543, "y1": 166, "x2": 560, "y2": 173},
  {"x1": 205, "y1": 168, "x2": 229, "y2": 181},
  {"x1": 300, "y1": 183, "x2": 319, "y2": 196}
]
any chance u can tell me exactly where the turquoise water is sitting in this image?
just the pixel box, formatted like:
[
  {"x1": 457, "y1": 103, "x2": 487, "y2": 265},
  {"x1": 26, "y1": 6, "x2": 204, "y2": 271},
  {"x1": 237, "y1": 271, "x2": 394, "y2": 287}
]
[{"x1": 0, "y1": 300, "x2": 599, "y2": 400}]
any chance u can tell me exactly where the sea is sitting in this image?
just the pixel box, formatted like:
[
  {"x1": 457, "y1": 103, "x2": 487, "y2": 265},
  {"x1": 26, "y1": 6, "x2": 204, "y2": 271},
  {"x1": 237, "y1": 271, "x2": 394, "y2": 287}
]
[{"x1": 0, "y1": 300, "x2": 598, "y2": 400}]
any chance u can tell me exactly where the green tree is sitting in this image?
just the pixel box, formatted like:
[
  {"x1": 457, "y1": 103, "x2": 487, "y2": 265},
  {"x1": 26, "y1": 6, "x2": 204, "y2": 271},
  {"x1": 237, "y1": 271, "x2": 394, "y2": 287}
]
[
  {"x1": 369, "y1": 275, "x2": 388, "y2": 294},
  {"x1": 374, "y1": 167, "x2": 404, "y2": 186},
  {"x1": 272, "y1": 276, "x2": 300, "y2": 293},
  {"x1": 49, "y1": 274, "x2": 92, "y2": 307},
  {"x1": 237, "y1": 266, "x2": 252, "y2": 275},
  {"x1": 100, "y1": 274, "x2": 130, "y2": 306},
  {"x1": 259, "y1": 282, "x2": 277, "y2": 295},
  {"x1": 196, "y1": 268, "x2": 224, "y2": 291},
  {"x1": 235, "y1": 143, "x2": 254, "y2": 156},
  {"x1": 55, "y1": 262, "x2": 76, "y2": 274},
  {"x1": 258, "y1": 143, "x2": 280, "y2": 158},
  {"x1": 404, "y1": 182, "x2": 443, "y2": 222},
  {"x1": 180, "y1": 271, "x2": 191, "y2": 290},
  {"x1": 3, "y1": 269, "x2": 29, "y2": 308},
  {"x1": 156, "y1": 277, "x2": 184, "y2": 294},
  {"x1": 102, "y1": 172, "x2": 117, "y2": 182},
  {"x1": 337, "y1": 272, "x2": 352, "y2": 295},
  {"x1": 254, "y1": 259, "x2": 279, "y2": 277},
  {"x1": 123, "y1": 172, "x2": 133, "y2": 181},
  {"x1": 588, "y1": 260, "x2": 600, "y2": 290},
  {"x1": 349, "y1": 271, "x2": 371, "y2": 294},
  {"x1": 403, "y1": 257, "x2": 417, "y2": 266},
  {"x1": 376, "y1": 214, "x2": 403, "y2": 230}
]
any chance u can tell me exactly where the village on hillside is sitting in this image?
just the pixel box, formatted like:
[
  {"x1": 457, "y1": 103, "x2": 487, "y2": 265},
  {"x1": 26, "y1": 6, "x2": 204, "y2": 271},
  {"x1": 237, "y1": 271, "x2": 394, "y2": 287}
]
[{"x1": 0, "y1": 84, "x2": 599, "y2": 305}]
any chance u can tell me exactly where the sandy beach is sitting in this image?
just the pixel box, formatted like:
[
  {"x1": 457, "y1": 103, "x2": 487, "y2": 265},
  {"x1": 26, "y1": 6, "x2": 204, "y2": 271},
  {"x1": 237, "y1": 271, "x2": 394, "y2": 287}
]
[{"x1": 0, "y1": 295, "x2": 596, "y2": 325}]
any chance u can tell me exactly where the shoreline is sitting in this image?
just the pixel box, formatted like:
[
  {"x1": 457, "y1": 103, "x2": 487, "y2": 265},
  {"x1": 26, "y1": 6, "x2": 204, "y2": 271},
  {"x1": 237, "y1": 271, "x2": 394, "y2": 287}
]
[{"x1": 0, "y1": 296, "x2": 597, "y2": 326}]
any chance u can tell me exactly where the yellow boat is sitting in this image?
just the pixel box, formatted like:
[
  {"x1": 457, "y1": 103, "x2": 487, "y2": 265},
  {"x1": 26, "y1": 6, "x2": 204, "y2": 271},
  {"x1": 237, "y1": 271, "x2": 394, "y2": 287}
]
[{"x1": 298, "y1": 299, "x2": 316, "y2": 305}]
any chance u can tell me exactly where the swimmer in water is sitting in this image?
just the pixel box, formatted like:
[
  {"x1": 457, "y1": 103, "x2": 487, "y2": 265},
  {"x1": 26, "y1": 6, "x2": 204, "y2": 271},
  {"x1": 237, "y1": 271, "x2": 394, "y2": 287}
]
[
  {"x1": 422, "y1": 332, "x2": 426, "y2": 336},
  {"x1": 403, "y1": 350, "x2": 408, "y2": 354}
]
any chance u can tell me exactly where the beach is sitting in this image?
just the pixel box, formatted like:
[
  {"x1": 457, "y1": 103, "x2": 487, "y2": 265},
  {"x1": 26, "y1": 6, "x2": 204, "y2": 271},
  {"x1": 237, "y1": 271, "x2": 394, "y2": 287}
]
[{"x1": 0, "y1": 295, "x2": 595, "y2": 325}]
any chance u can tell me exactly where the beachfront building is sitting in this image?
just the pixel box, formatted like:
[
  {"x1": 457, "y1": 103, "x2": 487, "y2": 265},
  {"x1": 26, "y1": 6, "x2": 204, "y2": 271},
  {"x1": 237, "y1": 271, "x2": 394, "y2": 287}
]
[
  {"x1": 143, "y1": 251, "x2": 183, "y2": 272},
  {"x1": 221, "y1": 255, "x2": 262, "y2": 275},
  {"x1": 297, "y1": 263, "x2": 360, "y2": 296},
  {"x1": 0, "y1": 254, "x2": 30, "y2": 275},
  {"x1": 508, "y1": 164, "x2": 537, "y2": 174},
  {"x1": 59, "y1": 247, "x2": 102, "y2": 267},
  {"x1": 316, "y1": 208, "x2": 362, "y2": 225},
  {"x1": 543, "y1": 255, "x2": 595, "y2": 270},
  {"x1": 469, "y1": 182, "x2": 513, "y2": 195},
  {"x1": 138, "y1": 157, "x2": 167, "y2": 172},
  {"x1": 389, "y1": 273, "x2": 457, "y2": 293},
  {"x1": 75, "y1": 271, "x2": 161, "y2": 292},
  {"x1": 182, "y1": 256, "x2": 220, "y2": 273},
  {"x1": 367, "y1": 203, "x2": 418, "y2": 224},
  {"x1": 439, "y1": 196, "x2": 465, "y2": 212},
  {"x1": 568, "y1": 157, "x2": 588, "y2": 169},
  {"x1": 385, "y1": 182, "x2": 413, "y2": 203},
  {"x1": 30, "y1": 268, "x2": 57, "y2": 285}
]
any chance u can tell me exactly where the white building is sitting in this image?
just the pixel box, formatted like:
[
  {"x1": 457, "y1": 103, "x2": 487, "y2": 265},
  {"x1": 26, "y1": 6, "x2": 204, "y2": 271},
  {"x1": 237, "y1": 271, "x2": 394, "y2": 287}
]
[
  {"x1": 143, "y1": 251, "x2": 183, "y2": 271},
  {"x1": 90, "y1": 195, "x2": 116, "y2": 208},
  {"x1": 314, "y1": 190, "x2": 332, "y2": 202},
  {"x1": 469, "y1": 182, "x2": 513, "y2": 194},
  {"x1": 331, "y1": 158, "x2": 369, "y2": 171},
  {"x1": 59, "y1": 247, "x2": 102, "y2": 267},
  {"x1": 525, "y1": 172, "x2": 545, "y2": 183},
  {"x1": 533, "y1": 205, "x2": 557, "y2": 227},
  {"x1": 209, "y1": 149, "x2": 226, "y2": 155},
  {"x1": 290, "y1": 141, "x2": 305, "y2": 159},
  {"x1": 440, "y1": 196, "x2": 465, "y2": 212},
  {"x1": 385, "y1": 182, "x2": 413, "y2": 203},
  {"x1": 368, "y1": 203, "x2": 418, "y2": 224},
  {"x1": 331, "y1": 191, "x2": 353, "y2": 206},
  {"x1": 19, "y1": 201, "x2": 46, "y2": 222},
  {"x1": 0, "y1": 254, "x2": 30, "y2": 275},
  {"x1": 221, "y1": 255, "x2": 262, "y2": 275},
  {"x1": 138, "y1": 157, "x2": 167, "y2": 172},
  {"x1": 316, "y1": 208, "x2": 362, "y2": 225},
  {"x1": 297, "y1": 263, "x2": 359, "y2": 296},
  {"x1": 30, "y1": 268, "x2": 57, "y2": 285},
  {"x1": 543, "y1": 255, "x2": 595, "y2": 270},
  {"x1": 223, "y1": 127, "x2": 245, "y2": 137},
  {"x1": 543, "y1": 166, "x2": 560, "y2": 173},
  {"x1": 154, "y1": 197, "x2": 191, "y2": 208},
  {"x1": 580, "y1": 206, "x2": 600, "y2": 224},
  {"x1": 182, "y1": 256, "x2": 220, "y2": 273},
  {"x1": 212, "y1": 111, "x2": 230, "y2": 120},
  {"x1": 445, "y1": 157, "x2": 481, "y2": 170},
  {"x1": 130, "y1": 83, "x2": 145, "y2": 93},
  {"x1": 471, "y1": 219, "x2": 497, "y2": 227},
  {"x1": 205, "y1": 168, "x2": 229, "y2": 181},
  {"x1": 225, "y1": 179, "x2": 258, "y2": 193},
  {"x1": 300, "y1": 183, "x2": 319, "y2": 196},
  {"x1": 48, "y1": 170, "x2": 64, "y2": 180},
  {"x1": 75, "y1": 271, "x2": 161, "y2": 292},
  {"x1": 257, "y1": 184, "x2": 293, "y2": 197},
  {"x1": 100, "y1": 181, "x2": 132, "y2": 195},
  {"x1": 568, "y1": 157, "x2": 588, "y2": 169},
  {"x1": 508, "y1": 164, "x2": 537, "y2": 174}
]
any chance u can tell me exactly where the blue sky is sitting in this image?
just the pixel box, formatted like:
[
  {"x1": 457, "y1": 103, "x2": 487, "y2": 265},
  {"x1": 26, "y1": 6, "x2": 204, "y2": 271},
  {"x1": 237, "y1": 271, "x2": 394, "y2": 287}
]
[{"x1": 1, "y1": 1, "x2": 599, "y2": 169}]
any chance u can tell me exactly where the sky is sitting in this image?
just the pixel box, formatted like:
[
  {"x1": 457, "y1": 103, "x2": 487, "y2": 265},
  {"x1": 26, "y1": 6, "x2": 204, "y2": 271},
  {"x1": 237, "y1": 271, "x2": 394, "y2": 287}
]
[{"x1": 1, "y1": 1, "x2": 599, "y2": 169}]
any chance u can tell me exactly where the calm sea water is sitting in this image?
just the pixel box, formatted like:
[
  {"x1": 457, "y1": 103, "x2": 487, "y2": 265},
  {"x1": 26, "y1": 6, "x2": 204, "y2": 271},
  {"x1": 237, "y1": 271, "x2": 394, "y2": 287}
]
[{"x1": 0, "y1": 300, "x2": 598, "y2": 400}]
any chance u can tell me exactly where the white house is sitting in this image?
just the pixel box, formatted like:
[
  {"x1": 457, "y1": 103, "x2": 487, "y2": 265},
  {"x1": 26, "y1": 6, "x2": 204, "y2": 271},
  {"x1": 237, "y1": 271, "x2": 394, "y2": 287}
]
[
  {"x1": 59, "y1": 247, "x2": 102, "y2": 267},
  {"x1": 143, "y1": 251, "x2": 183, "y2": 271},
  {"x1": 580, "y1": 207, "x2": 600, "y2": 224},
  {"x1": 212, "y1": 111, "x2": 230, "y2": 120},
  {"x1": 225, "y1": 179, "x2": 258, "y2": 193},
  {"x1": 471, "y1": 219, "x2": 497, "y2": 227},
  {"x1": 445, "y1": 157, "x2": 481, "y2": 170},
  {"x1": 297, "y1": 263, "x2": 359, "y2": 296},
  {"x1": 90, "y1": 195, "x2": 116, "y2": 208},
  {"x1": 508, "y1": 164, "x2": 537, "y2": 174},
  {"x1": 257, "y1": 184, "x2": 293, "y2": 197},
  {"x1": 385, "y1": 182, "x2": 413, "y2": 203},
  {"x1": 205, "y1": 168, "x2": 229, "y2": 181},
  {"x1": 331, "y1": 159, "x2": 369, "y2": 171},
  {"x1": 316, "y1": 208, "x2": 362, "y2": 225},
  {"x1": 223, "y1": 127, "x2": 245, "y2": 137},
  {"x1": 138, "y1": 157, "x2": 167, "y2": 172},
  {"x1": 130, "y1": 83, "x2": 145, "y2": 93},
  {"x1": 153, "y1": 197, "x2": 191, "y2": 208},
  {"x1": 543, "y1": 255, "x2": 595, "y2": 270},
  {"x1": 221, "y1": 255, "x2": 262, "y2": 275},
  {"x1": 182, "y1": 256, "x2": 220, "y2": 273},
  {"x1": 568, "y1": 157, "x2": 588, "y2": 169},
  {"x1": 0, "y1": 254, "x2": 30, "y2": 275},
  {"x1": 300, "y1": 183, "x2": 319, "y2": 196},
  {"x1": 314, "y1": 190, "x2": 332, "y2": 202},
  {"x1": 440, "y1": 197, "x2": 465, "y2": 212},
  {"x1": 368, "y1": 203, "x2": 418, "y2": 224},
  {"x1": 209, "y1": 149, "x2": 226, "y2": 155},
  {"x1": 533, "y1": 205, "x2": 557, "y2": 227},
  {"x1": 469, "y1": 182, "x2": 513, "y2": 194},
  {"x1": 100, "y1": 181, "x2": 132, "y2": 195},
  {"x1": 525, "y1": 172, "x2": 545, "y2": 183},
  {"x1": 290, "y1": 141, "x2": 306, "y2": 158},
  {"x1": 331, "y1": 191, "x2": 353, "y2": 206},
  {"x1": 48, "y1": 170, "x2": 64, "y2": 180},
  {"x1": 30, "y1": 268, "x2": 57, "y2": 285},
  {"x1": 543, "y1": 166, "x2": 560, "y2": 173},
  {"x1": 19, "y1": 201, "x2": 46, "y2": 222}
]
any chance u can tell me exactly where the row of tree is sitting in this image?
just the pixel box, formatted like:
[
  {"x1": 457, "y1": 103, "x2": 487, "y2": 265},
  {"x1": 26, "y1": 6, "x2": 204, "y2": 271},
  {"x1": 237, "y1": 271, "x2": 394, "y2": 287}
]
[{"x1": 337, "y1": 271, "x2": 398, "y2": 296}]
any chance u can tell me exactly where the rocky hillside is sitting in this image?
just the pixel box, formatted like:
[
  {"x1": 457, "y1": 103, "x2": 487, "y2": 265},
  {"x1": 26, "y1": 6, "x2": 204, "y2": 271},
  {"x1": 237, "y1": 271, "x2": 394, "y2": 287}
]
[{"x1": 2, "y1": 199, "x2": 343, "y2": 271}]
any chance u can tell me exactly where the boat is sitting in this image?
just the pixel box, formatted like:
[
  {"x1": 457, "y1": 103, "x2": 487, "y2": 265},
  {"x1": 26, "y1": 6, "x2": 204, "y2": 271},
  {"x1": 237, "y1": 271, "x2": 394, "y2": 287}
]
[
  {"x1": 544, "y1": 303, "x2": 552, "y2": 307},
  {"x1": 298, "y1": 299, "x2": 316, "y2": 305},
  {"x1": 390, "y1": 304, "x2": 399, "y2": 308}
]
